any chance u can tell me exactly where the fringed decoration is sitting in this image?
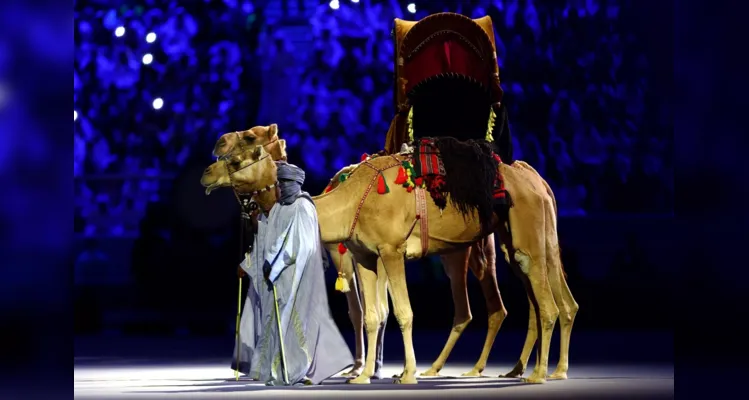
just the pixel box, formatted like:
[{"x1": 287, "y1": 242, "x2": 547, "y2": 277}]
[
  {"x1": 324, "y1": 184, "x2": 333, "y2": 193},
  {"x1": 395, "y1": 166, "x2": 408, "y2": 184},
  {"x1": 361, "y1": 153, "x2": 370, "y2": 162},
  {"x1": 486, "y1": 106, "x2": 497, "y2": 142},
  {"x1": 338, "y1": 243, "x2": 347, "y2": 254},
  {"x1": 399, "y1": 160, "x2": 418, "y2": 193},
  {"x1": 414, "y1": 177, "x2": 424, "y2": 187},
  {"x1": 338, "y1": 173, "x2": 349, "y2": 183},
  {"x1": 377, "y1": 172, "x2": 390, "y2": 194},
  {"x1": 407, "y1": 107, "x2": 414, "y2": 142}
]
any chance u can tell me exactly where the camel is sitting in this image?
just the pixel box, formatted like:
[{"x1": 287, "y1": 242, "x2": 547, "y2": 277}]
[
  {"x1": 213, "y1": 127, "x2": 579, "y2": 381},
  {"x1": 213, "y1": 128, "x2": 506, "y2": 379},
  {"x1": 201, "y1": 144, "x2": 578, "y2": 384}
]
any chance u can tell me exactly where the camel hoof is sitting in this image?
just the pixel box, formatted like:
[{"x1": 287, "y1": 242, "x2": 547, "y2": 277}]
[
  {"x1": 547, "y1": 371, "x2": 568, "y2": 380},
  {"x1": 347, "y1": 375, "x2": 371, "y2": 384},
  {"x1": 393, "y1": 376, "x2": 418, "y2": 384},
  {"x1": 521, "y1": 375, "x2": 546, "y2": 384},
  {"x1": 392, "y1": 373, "x2": 403, "y2": 379},
  {"x1": 499, "y1": 368, "x2": 525, "y2": 378},
  {"x1": 461, "y1": 368, "x2": 483, "y2": 377},
  {"x1": 371, "y1": 371, "x2": 383, "y2": 380},
  {"x1": 420, "y1": 368, "x2": 441, "y2": 377}
]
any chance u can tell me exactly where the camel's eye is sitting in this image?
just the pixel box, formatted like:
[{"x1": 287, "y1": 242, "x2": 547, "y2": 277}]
[{"x1": 243, "y1": 136, "x2": 256, "y2": 144}]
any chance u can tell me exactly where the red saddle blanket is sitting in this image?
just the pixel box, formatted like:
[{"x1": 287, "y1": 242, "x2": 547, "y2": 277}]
[
  {"x1": 413, "y1": 138, "x2": 449, "y2": 208},
  {"x1": 406, "y1": 138, "x2": 510, "y2": 210}
]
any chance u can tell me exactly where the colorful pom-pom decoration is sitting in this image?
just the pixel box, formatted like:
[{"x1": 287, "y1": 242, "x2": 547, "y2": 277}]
[
  {"x1": 377, "y1": 172, "x2": 390, "y2": 194},
  {"x1": 395, "y1": 166, "x2": 408, "y2": 184}
]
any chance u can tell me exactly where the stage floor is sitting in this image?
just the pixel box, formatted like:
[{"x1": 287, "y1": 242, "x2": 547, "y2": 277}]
[{"x1": 74, "y1": 360, "x2": 673, "y2": 399}]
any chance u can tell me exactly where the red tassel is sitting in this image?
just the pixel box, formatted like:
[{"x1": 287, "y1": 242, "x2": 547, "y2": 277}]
[
  {"x1": 338, "y1": 243, "x2": 347, "y2": 254},
  {"x1": 324, "y1": 184, "x2": 333, "y2": 193},
  {"x1": 414, "y1": 177, "x2": 423, "y2": 187},
  {"x1": 394, "y1": 166, "x2": 407, "y2": 184},
  {"x1": 361, "y1": 153, "x2": 369, "y2": 162},
  {"x1": 406, "y1": 186, "x2": 413, "y2": 193},
  {"x1": 377, "y1": 173, "x2": 389, "y2": 194}
]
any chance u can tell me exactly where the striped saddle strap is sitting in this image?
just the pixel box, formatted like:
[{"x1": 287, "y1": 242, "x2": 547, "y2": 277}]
[{"x1": 415, "y1": 187, "x2": 429, "y2": 258}]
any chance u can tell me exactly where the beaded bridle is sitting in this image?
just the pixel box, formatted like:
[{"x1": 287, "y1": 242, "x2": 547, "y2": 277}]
[{"x1": 340, "y1": 155, "x2": 404, "y2": 242}]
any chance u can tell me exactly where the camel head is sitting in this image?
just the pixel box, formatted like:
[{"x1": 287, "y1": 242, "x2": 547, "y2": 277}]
[
  {"x1": 201, "y1": 145, "x2": 277, "y2": 195},
  {"x1": 212, "y1": 124, "x2": 287, "y2": 161}
]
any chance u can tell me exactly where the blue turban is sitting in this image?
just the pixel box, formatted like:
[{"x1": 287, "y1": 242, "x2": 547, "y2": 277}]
[{"x1": 275, "y1": 161, "x2": 305, "y2": 205}]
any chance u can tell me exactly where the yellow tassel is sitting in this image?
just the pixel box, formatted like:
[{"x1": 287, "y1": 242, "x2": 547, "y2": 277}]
[
  {"x1": 335, "y1": 273, "x2": 350, "y2": 293},
  {"x1": 405, "y1": 167, "x2": 414, "y2": 187},
  {"x1": 407, "y1": 107, "x2": 414, "y2": 142},
  {"x1": 485, "y1": 106, "x2": 497, "y2": 142}
]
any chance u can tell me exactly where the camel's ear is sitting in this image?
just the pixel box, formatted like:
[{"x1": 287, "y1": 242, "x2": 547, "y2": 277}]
[
  {"x1": 278, "y1": 139, "x2": 288, "y2": 160},
  {"x1": 268, "y1": 123, "x2": 278, "y2": 140}
]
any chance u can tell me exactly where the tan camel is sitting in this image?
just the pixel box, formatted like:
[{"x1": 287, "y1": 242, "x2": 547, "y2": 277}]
[
  {"x1": 201, "y1": 145, "x2": 576, "y2": 384},
  {"x1": 213, "y1": 127, "x2": 384, "y2": 378},
  {"x1": 213, "y1": 127, "x2": 578, "y2": 381},
  {"x1": 214, "y1": 129, "x2": 507, "y2": 379}
]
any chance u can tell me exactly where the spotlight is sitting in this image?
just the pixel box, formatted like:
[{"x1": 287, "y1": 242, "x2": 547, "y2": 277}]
[
  {"x1": 152, "y1": 98, "x2": 164, "y2": 110},
  {"x1": 351, "y1": 0, "x2": 360, "y2": 3},
  {"x1": 142, "y1": 53, "x2": 153, "y2": 65},
  {"x1": 74, "y1": 110, "x2": 78, "y2": 121},
  {"x1": 329, "y1": 0, "x2": 340, "y2": 10},
  {"x1": 407, "y1": 3, "x2": 416, "y2": 13},
  {"x1": 115, "y1": 26, "x2": 126, "y2": 37},
  {"x1": 146, "y1": 32, "x2": 157, "y2": 43}
]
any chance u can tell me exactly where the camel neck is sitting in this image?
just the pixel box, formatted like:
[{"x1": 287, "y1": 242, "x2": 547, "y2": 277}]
[
  {"x1": 254, "y1": 190, "x2": 277, "y2": 216},
  {"x1": 312, "y1": 189, "x2": 356, "y2": 245}
]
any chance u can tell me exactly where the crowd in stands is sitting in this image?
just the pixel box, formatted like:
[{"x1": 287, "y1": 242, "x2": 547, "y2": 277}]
[{"x1": 74, "y1": 0, "x2": 672, "y2": 238}]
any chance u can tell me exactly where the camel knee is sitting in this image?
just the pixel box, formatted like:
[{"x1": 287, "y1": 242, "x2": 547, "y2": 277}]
[
  {"x1": 560, "y1": 302, "x2": 579, "y2": 325},
  {"x1": 538, "y1": 306, "x2": 559, "y2": 330},
  {"x1": 490, "y1": 307, "x2": 508, "y2": 324},
  {"x1": 364, "y1": 314, "x2": 381, "y2": 332},
  {"x1": 453, "y1": 315, "x2": 472, "y2": 332},
  {"x1": 394, "y1": 309, "x2": 414, "y2": 331}
]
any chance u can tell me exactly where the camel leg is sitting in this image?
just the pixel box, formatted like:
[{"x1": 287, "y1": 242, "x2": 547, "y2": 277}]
[
  {"x1": 463, "y1": 235, "x2": 509, "y2": 377},
  {"x1": 378, "y1": 245, "x2": 417, "y2": 384},
  {"x1": 347, "y1": 256, "x2": 382, "y2": 385},
  {"x1": 546, "y1": 254, "x2": 578, "y2": 380},
  {"x1": 421, "y1": 250, "x2": 472, "y2": 377},
  {"x1": 373, "y1": 261, "x2": 389, "y2": 379},
  {"x1": 341, "y1": 270, "x2": 365, "y2": 377},
  {"x1": 500, "y1": 294, "x2": 537, "y2": 378},
  {"x1": 515, "y1": 248, "x2": 559, "y2": 384}
]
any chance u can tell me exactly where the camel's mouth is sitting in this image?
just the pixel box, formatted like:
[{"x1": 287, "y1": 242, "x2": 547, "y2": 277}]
[{"x1": 204, "y1": 182, "x2": 221, "y2": 195}]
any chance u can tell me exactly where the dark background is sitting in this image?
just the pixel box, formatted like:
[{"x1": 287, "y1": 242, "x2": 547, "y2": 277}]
[
  {"x1": 69, "y1": 0, "x2": 674, "y2": 367},
  {"x1": 13, "y1": 0, "x2": 749, "y2": 398}
]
